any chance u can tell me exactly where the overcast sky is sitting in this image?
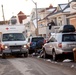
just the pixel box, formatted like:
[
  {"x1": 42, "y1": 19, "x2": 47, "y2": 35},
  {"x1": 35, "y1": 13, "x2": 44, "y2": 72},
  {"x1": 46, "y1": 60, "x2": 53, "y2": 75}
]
[{"x1": 0, "y1": 0, "x2": 72, "y2": 21}]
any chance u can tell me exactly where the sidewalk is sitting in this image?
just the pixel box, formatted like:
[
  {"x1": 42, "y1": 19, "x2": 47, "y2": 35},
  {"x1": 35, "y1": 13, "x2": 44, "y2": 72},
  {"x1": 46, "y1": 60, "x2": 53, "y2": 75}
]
[
  {"x1": 44, "y1": 58, "x2": 76, "y2": 69},
  {"x1": 58, "y1": 61, "x2": 76, "y2": 69}
]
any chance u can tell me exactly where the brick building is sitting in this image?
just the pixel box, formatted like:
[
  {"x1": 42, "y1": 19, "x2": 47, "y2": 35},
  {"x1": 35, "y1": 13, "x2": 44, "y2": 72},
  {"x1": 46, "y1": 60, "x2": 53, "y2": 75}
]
[{"x1": 17, "y1": 11, "x2": 27, "y2": 24}]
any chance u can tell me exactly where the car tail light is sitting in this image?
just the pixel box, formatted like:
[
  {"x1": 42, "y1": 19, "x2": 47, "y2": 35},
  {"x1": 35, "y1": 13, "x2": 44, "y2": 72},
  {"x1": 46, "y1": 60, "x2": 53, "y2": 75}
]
[
  {"x1": 30, "y1": 42, "x2": 32, "y2": 45},
  {"x1": 58, "y1": 43, "x2": 62, "y2": 48},
  {"x1": 63, "y1": 52, "x2": 68, "y2": 54},
  {"x1": 44, "y1": 40, "x2": 46, "y2": 44}
]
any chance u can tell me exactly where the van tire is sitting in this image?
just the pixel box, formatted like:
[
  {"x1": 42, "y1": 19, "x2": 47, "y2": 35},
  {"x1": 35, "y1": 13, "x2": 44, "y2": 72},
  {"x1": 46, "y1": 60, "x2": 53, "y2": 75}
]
[
  {"x1": 52, "y1": 51, "x2": 57, "y2": 61},
  {"x1": 2, "y1": 53, "x2": 6, "y2": 59},
  {"x1": 24, "y1": 53, "x2": 28, "y2": 57}
]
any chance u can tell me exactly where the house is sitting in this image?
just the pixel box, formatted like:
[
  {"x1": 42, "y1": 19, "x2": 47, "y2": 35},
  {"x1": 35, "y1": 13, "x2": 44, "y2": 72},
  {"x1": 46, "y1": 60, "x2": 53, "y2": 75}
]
[
  {"x1": 17, "y1": 11, "x2": 27, "y2": 24},
  {"x1": 22, "y1": 1, "x2": 76, "y2": 38},
  {"x1": 38, "y1": 3, "x2": 71, "y2": 38},
  {"x1": 22, "y1": 16, "x2": 31, "y2": 37},
  {"x1": 30, "y1": 8, "x2": 45, "y2": 36},
  {"x1": 38, "y1": 7, "x2": 57, "y2": 38},
  {"x1": 67, "y1": 0, "x2": 76, "y2": 28},
  {"x1": 0, "y1": 21, "x2": 9, "y2": 25}
]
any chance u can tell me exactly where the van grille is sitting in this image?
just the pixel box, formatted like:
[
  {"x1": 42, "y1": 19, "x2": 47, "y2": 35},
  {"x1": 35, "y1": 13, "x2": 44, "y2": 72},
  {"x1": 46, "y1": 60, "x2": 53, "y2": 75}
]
[{"x1": 10, "y1": 45, "x2": 22, "y2": 49}]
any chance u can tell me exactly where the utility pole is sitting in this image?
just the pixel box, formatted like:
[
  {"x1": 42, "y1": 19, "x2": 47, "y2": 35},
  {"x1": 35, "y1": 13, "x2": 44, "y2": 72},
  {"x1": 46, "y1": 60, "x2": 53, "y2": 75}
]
[
  {"x1": 31, "y1": 0, "x2": 38, "y2": 35},
  {"x1": 1, "y1": 5, "x2": 5, "y2": 24},
  {"x1": 25, "y1": 0, "x2": 38, "y2": 35},
  {"x1": 34, "y1": 2, "x2": 38, "y2": 36}
]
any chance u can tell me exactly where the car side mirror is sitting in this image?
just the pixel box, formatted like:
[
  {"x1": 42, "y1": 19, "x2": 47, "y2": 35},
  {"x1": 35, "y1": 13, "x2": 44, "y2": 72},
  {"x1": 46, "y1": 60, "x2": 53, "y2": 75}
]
[{"x1": 46, "y1": 41, "x2": 50, "y2": 43}]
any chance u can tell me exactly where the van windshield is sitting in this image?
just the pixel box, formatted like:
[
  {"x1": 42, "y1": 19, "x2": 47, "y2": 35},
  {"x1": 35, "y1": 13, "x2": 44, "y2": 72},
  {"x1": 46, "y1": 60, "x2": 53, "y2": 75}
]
[
  {"x1": 2, "y1": 33, "x2": 25, "y2": 41},
  {"x1": 62, "y1": 34, "x2": 76, "y2": 42}
]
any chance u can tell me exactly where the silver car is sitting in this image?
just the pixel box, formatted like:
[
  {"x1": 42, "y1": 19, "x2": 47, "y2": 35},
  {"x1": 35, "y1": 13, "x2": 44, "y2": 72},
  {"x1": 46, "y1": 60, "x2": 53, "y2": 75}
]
[{"x1": 43, "y1": 32, "x2": 76, "y2": 61}]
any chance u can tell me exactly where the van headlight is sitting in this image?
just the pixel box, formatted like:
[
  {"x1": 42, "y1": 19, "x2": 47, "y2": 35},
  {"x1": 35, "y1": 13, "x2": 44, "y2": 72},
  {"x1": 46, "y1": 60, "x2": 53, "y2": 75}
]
[
  {"x1": 23, "y1": 44, "x2": 28, "y2": 48},
  {"x1": 0, "y1": 44, "x2": 8, "y2": 50},
  {"x1": 4, "y1": 45, "x2": 8, "y2": 49},
  {"x1": 4, "y1": 45, "x2": 9, "y2": 49},
  {"x1": 23, "y1": 45, "x2": 27, "y2": 48}
]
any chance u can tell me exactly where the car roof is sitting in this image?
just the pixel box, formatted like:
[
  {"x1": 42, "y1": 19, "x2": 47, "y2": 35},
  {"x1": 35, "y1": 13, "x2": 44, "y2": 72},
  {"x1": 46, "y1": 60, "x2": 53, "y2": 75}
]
[{"x1": 51, "y1": 32, "x2": 76, "y2": 35}]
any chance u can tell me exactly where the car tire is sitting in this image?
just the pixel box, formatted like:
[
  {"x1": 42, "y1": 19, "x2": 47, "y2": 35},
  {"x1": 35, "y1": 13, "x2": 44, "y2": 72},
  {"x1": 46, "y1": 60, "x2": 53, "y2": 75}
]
[
  {"x1": 52, "y1": 51, "x2": 57, "y2": 61},
  {"x1": 43, "y1": 50, "x2": 47, "y2": 59}
]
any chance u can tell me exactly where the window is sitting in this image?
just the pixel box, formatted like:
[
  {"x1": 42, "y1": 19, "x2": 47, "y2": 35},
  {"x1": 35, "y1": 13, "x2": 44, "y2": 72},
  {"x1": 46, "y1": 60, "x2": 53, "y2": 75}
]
[
  {"x1": 2, "y1": 33, "x2": 25, "y2": 41},
  {"x1": 62, "y1": 34, "x2": 76, "y2": 42},
  {"x1": 47, "y1": 37, "x2": 57, "y2": 43},
  {"x1": 32, "y1": 37, "x2": 44, "y2": 42},
  {"x1": 50, "y1": 37, "x2": 57, "y2": 42}
]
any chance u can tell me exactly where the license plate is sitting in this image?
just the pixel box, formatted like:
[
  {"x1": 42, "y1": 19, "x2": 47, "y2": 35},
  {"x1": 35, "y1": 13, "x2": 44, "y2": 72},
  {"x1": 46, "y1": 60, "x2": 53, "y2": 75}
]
[
  {"x1": 69, "y1": 45, "x2": 76, "y2": 47},
  {"x1": 12, "y1": 49, "x2": 20, "y2": 52}
]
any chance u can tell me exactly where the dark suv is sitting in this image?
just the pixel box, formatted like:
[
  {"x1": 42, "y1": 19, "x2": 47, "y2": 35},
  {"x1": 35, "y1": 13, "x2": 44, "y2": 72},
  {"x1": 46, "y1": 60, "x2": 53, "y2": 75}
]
[{"x1": 27, "y1": 36, "x2": 46, "y2": 54}]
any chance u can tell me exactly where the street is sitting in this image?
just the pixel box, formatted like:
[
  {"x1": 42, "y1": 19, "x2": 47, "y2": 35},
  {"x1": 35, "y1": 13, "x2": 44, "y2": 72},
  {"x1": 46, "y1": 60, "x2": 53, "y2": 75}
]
[
  {"x1": 0, "y1": 0, "x2": 76, "y2": 75},
  {"x1": 0, "y1": 56, "x2": 76, "y2": 75}
]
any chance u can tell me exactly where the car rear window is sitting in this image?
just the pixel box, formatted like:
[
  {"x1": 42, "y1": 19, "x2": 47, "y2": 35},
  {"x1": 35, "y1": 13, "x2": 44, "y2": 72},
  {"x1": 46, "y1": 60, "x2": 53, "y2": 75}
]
[
  {"x1": 62, "y1": 34, "x2": 76, "y2": 42},
  {"x1": 32, "y1": 37, "x2": 44, "y2": 42}
]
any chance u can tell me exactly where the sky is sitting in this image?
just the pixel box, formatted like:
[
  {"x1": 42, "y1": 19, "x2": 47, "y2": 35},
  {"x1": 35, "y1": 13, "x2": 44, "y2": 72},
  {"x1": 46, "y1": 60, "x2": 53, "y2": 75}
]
[{"x1": 0, "y1": 0, "x2": 72, "y2": 21}]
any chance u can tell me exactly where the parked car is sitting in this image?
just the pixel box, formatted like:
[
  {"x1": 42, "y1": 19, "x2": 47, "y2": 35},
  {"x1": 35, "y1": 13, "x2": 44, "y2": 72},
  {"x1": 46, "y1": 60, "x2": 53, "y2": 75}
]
[
  {"x1": 27, "y1": 36, "x2": 46, "y2": 54},
  {"x1": 42, "y1": 25, "x2": 76, "y2": 61}
]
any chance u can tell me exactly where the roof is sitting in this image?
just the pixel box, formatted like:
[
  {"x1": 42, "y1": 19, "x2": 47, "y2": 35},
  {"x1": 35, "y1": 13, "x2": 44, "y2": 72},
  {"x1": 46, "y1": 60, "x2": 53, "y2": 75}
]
[
  {"x1": 58, "y1": 3, "x2": 68, "y2": 10},
  {"x1": 17, "y1": 11, "x2": 25, "y2": 15},
  {"x1": 47, "y1": 3, "x2": 71, "y2": 17},
  {"x1": 44, "y1": 7, "x2": 57, "y2": 19},
  {"x1": 17, "y1": 11, "x2": 27, "y2": 23}
]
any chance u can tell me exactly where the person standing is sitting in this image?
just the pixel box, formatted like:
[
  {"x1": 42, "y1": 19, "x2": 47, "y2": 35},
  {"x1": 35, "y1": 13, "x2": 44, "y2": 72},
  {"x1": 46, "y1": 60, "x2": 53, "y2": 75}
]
[{"x1": 47, "y1": 20, "x2": 55, "y2": 29}]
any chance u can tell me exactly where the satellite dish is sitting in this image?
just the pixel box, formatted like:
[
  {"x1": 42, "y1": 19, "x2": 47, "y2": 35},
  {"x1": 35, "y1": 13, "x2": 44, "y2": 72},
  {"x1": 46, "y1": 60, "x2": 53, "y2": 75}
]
[{"x1": 11, "y1": 18, "x2": 17, "y2": 24}]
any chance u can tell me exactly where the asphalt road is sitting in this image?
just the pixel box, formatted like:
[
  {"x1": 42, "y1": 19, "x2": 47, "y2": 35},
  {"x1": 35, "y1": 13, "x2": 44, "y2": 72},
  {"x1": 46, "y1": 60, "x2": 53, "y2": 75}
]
[{"x1": 0, "y1": 56, "x2": 76, "y2": 75}]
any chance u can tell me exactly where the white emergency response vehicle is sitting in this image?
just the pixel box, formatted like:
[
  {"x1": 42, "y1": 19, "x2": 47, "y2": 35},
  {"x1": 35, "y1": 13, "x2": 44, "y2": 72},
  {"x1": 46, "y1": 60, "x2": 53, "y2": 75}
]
[{"x1": 0, "y1": 24, "x2": 28, "y2": 58}]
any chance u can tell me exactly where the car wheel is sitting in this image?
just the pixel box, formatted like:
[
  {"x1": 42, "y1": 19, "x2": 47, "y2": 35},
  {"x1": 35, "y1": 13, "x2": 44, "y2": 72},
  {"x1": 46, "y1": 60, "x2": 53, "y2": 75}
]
[
  {"x1": 52, "y1": 51, "x2": 57, "y2": 61},
  {"x1": 39, "y1": 50, "x2": 44, "y2": 58},
  {"x1": 43, "y1": 50, "x2": 47, "y2": 59}
]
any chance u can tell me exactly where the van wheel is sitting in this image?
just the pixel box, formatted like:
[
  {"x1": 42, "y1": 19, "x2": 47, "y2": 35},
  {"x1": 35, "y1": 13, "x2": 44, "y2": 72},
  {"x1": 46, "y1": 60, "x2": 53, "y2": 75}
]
[
  {"x1": 24, "y1": 53, "x2": 28, "y2": 57},
  {"x1": 2, "y1": 53, "x2": 6, "y2": 59},
  {"x1": 52, "y1": 51, "x2": 57, "y2": 61}
]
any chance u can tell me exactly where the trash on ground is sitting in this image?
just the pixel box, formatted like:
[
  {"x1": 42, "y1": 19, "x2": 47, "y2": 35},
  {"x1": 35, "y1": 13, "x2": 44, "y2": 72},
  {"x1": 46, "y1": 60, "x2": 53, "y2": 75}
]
[
  {"x1": 32, "y1": 53, "x2": 35, "y2": 55},
  {"x1": 63, "y1": 59, "x2": 73, "y2": 62},
  {"x1": 40, "y1": 54, "x2": 44, "y2": 58},
  {"x1": 46, "y1": 59, "x2": 51, "y2": 62},
  {"x1": 37, "y1": 56, "x2": 40, "y2": 58},
  {"x1": 71, "y1": 65, "x2": 75, "y2": 68},
  {"x1": 54, "y1": 62, "x2": 57, "y2": 63},
  {"x1": 32, "y1": 53, "x2": 38, "y2": 56}
]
